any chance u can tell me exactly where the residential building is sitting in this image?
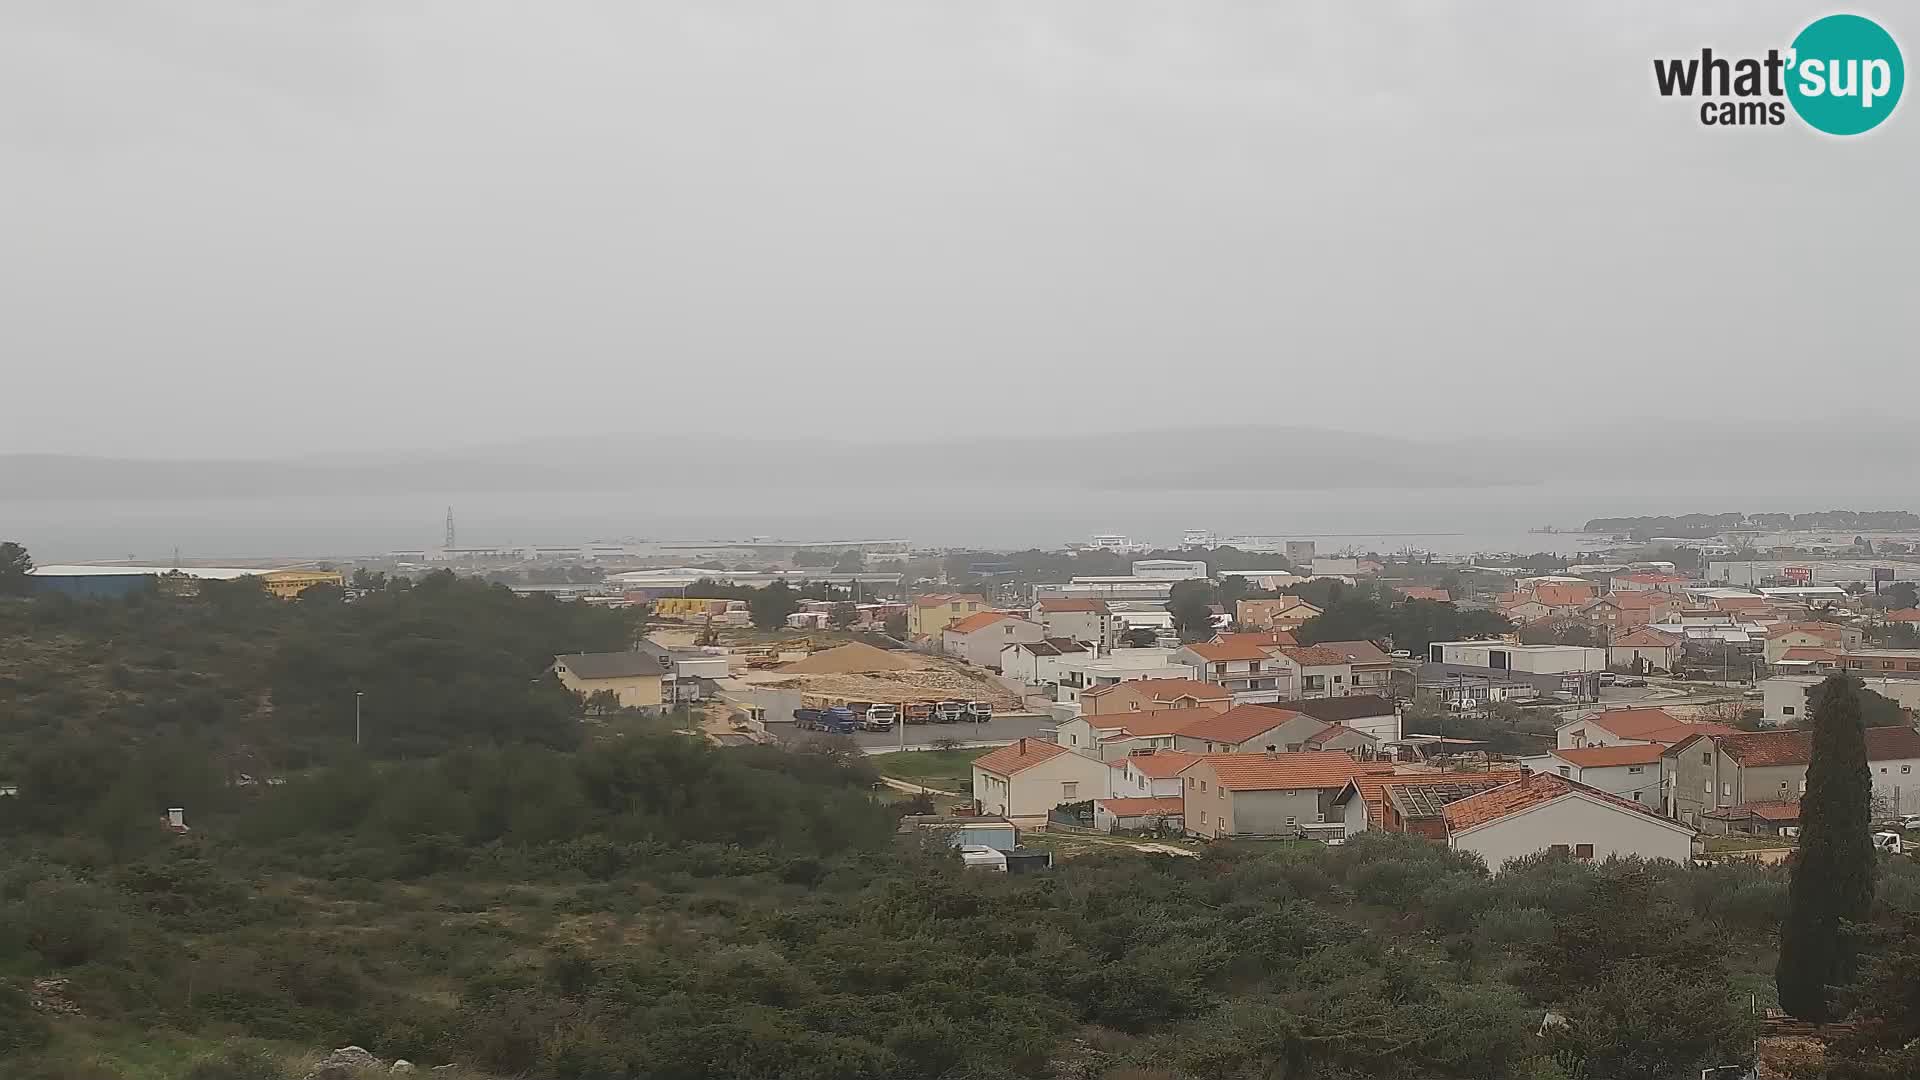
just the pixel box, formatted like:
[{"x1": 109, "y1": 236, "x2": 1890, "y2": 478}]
[
  {"x1": 907, "y1": 593, "x2": 989, "y2": 638},
  {"x1": 1884, "y1": 608, "x2": 1920, "y2": 625},
  {"x1": 1080, "y1": 677, "x2": 1233, "y2": 716},
  {"x1": 942, "y1": 612, "x2": 1045, "y2": 669},
  {"x1": 1176, "y1": 640, "x2": 1289, "y2": 703},
  {"x1": 1770, "y1": 647, "x2": 1839, "y2": 676},
  {"x1": 1415, "y1": 664, "x2": 1553, "y2": 709},
  {"x1": 1312, "y1": 557, "x2": 1362, "y2": 577},
  {"x1": 259, "y1": 568, "x2": 346, "y2": 599},
  {"x1": 1441, "y1": 772, "x2": 1696, "y2": 871},
  {"x1": 1272, "y1": 645, "x2": 1356, "y2": 699},
  {"x1": 1531, "y1": 583, "x2": 1597, "y2": 614},
  {"x1": 1210, "y1": 629, "x2": 1300, "y2": 650},
  {"x1": 1235, "y1": 597, "x2": 1323, "y2": 631},
  {"x1": 1310, "y1": 640, "x2": 1394, "y2": 693},
  {"x1": 1030, "y1": 598, "x2": 1117, "y2": 649},
  {"x1": 1398, "y1": 587, "x2": 1452, "y2": 602},
  {"x1": 1105, "y1": 748, "x2": 1201, "y2": 798},
  {"x1": 1056, "y1": 654, "x2": 1210, "y2": 704},
  {"x1": 1260, "y1": 694, "x2": 1402, "y2": 742},
  {"x1": 552, "y1": 651, "x2": 667, "y2": 711},
  {"x1": 971, "y1": 738, "x2": 1115, "y2": 818},
  {"x1": 1333, "y1": 771, "x2": 1524, "y2": 838},
  {"x1": 1760, "y1": 672, "x2": 1920, "y2": 726},
  {"x1": 1608, "y1": 628, "x2": 1683, "y2": 672},
  {"x1": 998, "y1": 638, "x2": 1088, "y2": 686},
  {"x1": 1520, "y1": 744, "x2": 1666, "y2": 808},
  {"x1": 1555, "y1": 707, "x2": 1737, "y2": 750},
  {"x1": 1179, "y1": 752, "x2": 1364, "y2": 839},
  {"x1": 1666, "y1": 726, "x2": 1920, "y2": 823},
  {"x1": 1171, "y1": 705, "x2": 1332, "y2": 755},
  {"x1": 636, "y1": 638, "x2": 729, "y2": 703},
  {"x1": 1056, "y1": 708, "x2": 1220, "y2": 759},
  {"x1": 1761, "y1": 622, "x2": 1862, "y2": 664},
  {"x1": 1838, "y1": 648, "x2": 1920, "y2": 676},
  {"x1": 1580, "y1": 590, "x2": 1680, "y2": 630}
]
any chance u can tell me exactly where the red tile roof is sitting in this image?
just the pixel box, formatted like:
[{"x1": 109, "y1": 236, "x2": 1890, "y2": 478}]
[
  {"x1": 1713, "y1": 726, "x2": 1920, "y2": 767},
  {"x1": 1533, "y1": 584, "x2": 1596, "y2": 607},
  {"x1": 1189, "y1": 751, "x2": 1367, "y2": 791},
  {"x1": 1766, "y1": 622, "x2": 1846, "y2": 639},
  {"x1": 1310, "y1": 640, "x2": 1393, "y2": 665},
  {"x1": 1399, "y1": 587, "x2": 1452, "y2": 602},
  {"x1": 944, "y1": 611, "x2": 1011, "y2": 635},
  {"x1": 1549, "y1": 743, "x2": 1667, "y2": 768},
  {"x1": 1183, "y1": 640, "x2": 1275, "y2": 662},
  {"x1": 1596, "y1": 591, "x2": 1678, "y2": 610},
  {"x1": 1117, "y1": 749, "x2": 1201, "y2": 777},
  {"x1": 1306, "y1": 723, "x2": 1370, "y2": 746},
  {"x1": 1211, "y1": 630, "x2": 1299, "y2": 649},
  {"x1": 1886, "y1": 608, "x2": 1920, "y2": 623},
  {"x1": 1175, "y1": 704, "x2": 1306, "y2": 744},
  {"x1": 1571, "y1": 708, "x2": 1739, "y2": 745},
  {"x1": 1094, "y1": 708, "x2": 1222, "y2": 738},
  {"x1": 1341, "y1": 770, "x2": 1522, "y2": 829},
  {"x1": 1619, "y1": 573, "x2": 1690, "y2": 584},
  {"x1": 1036, "y1": 598, "x2": 1110, "y2": 614},
  {"x1": 1096, "y1": 796, "x2": 1185, "y2": 817},
  {"x1": 1279, "y1": 645, "x2": 1351, "y2": 666},
  {"x1": 1081, "y1": 677, "x2": 1231, "y2": 702},
  {"x1": 1442, "y1": 771, "x2": 1678, "y2": 833},
  {"x1": 972, "y1": 738, "x2": 1073, "y2": 776}
]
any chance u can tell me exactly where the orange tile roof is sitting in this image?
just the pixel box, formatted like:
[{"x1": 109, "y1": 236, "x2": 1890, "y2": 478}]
[
  {"x1": 1096, "y1": 796, "x2": 1186, "y2": 817},
  {"x1": 1190, "y1": 751, "x2": 1365, "y2": 791},
  {"x1": 1571, "y1": 708, "x2": 1739, "y2": 745},
  {"x1": 1710, "y1": 726, "x2": 1920, "y2": 767},
  {"x1": 1036, "y1": 598, "x2": 1109, "y2": 613},
  {"x1": 1765, "y1": 622, "x2": 1848, "y2": 639},
  {"x1": 1279, "y1": 645, "x2": 1351, "y2": 666},
  {"x1": 1306, "y1": 723, "x2": 1368, "y2": 746},
  {"x1": 1886, "y1": 608, "x2": 1920, "y2": 622},
  {"x1": 1184, "y1": 639, "x2": 1275, "y2": 662},
  {"x1": 1095, "y1": 708, "x2": 1222, "y2": 738},
  {"x1": 972, "y1": 738, "x2": 1072, "y2": 776},
  {"x1": 1311, "y1": 640, "x2": 1392, "y2": 665},
  {"x1": 1550, "y1": 743, "x2": 1666, "y2": 767},
  {"x1": 944, "y1": 611, "x2": 1011, "y2": 635},
  {"x1": 1175, "y1": 704, "x2": 1306, "y2": 744},
  {"x1": 1596, "y1": 591, "x2": 1677, "y2": 610},
  {"x1": 1211, "y1": 630, "x2": 1299, "y2": 649},
  {"x1": 1342, "y1": 770, "x2": 1523, "y2": 829},
  {"x1": 1619, "y1": 572, "x2": 1689, "y2": 584},
  {"x1": 1777, "y1": 647, "x2": 1838, "y2": 662},
  {"x1": 1442, "y1": 771, "x2": 1674, "y2": 832},
  {"x1": 1399, "y1": 587, "x2": 1452, "y2": 602},
  {"x1": 1082, "y1": 677, "x2": 1231, "y2": 702},
  {"x1": 1117, "y1": 749, "x2": 1202, "y2": 777},
  {"x1": 1533, "y1": 584, "x2": 1596, "y2": 607},
  {"x1": 1704, "y1": 798, "x2": 1801, "y2": 822},
  {"x1": 913, "y1": 593, "x2": 985, "y2": 608}
]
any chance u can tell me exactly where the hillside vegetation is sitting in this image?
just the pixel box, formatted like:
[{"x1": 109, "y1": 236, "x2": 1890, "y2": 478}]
[{"x1": 2, "y1": 578, "x2": 1918, "y2": 1079}]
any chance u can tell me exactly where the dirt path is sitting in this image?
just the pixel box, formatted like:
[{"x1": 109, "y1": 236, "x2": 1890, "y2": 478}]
[{"x1": 877, "y1": 776, "x2": 963, "y2": 798}]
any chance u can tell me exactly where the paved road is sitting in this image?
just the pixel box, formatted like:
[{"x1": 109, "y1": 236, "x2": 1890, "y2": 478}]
[{"x1": 775, "y1": 713, "x2": 1055, "y2": 752}]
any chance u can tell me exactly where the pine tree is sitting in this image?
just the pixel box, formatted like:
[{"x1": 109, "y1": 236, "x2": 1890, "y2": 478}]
[{"x1": 1776, "y1": 673, "x2": 1876, "y2": 1021}]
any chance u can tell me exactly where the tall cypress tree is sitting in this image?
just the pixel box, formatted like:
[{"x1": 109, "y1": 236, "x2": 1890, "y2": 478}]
[{"x1": 1776, "y1": 673, "x2": 1876, "y2": 1021}]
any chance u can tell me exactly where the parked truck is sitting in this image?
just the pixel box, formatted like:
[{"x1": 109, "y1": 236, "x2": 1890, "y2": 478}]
[
  {"x1": 793, "y1": 706, "x2": 859, "y2": 734},
  {"x1": 863, "y1": 704, "x2": 898, "y2": 731}
]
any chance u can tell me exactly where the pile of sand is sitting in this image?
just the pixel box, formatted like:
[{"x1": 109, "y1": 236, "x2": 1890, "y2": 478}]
[{"x1": 778, "y1": 642, "x2": 917, "y2": 675}]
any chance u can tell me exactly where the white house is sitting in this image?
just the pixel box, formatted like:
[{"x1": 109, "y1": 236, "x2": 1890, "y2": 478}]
[
  {"x1": 1519, "y1": 744, "x2": 1666, "y2": 809},
  {"x1": 1440, "y1": 772, "x2": 1696, "y2": 871},
  {"x1": 971, "y1": 738, "x2": 1114, "y2": 818},
  {"x1": 1607, "y1": 628, "x2": 1682, "y2": 673},
  {"x1": 1055, "y1": 707, "x2": 1219, "y2": 760},
  {"x1": 1554, "y1": 707, "x2": 1736, "y2": 750},
  {"x1": 1030, "y1": 598, "x2": 1118, "y2": 649},
  {"x1": 1105, "y1": 748, "x2": 1201, "y2": 798},
  {"x1": 1052, "y1": 649, "x2": 1200, "y2": 703},
  {"x1": 1175, "y1": 640, "x2": 1287, "y2": 703},
  {"x1": 942, "y1": 612, "x2": 1045, "y2": 669},
  {"x1": 998, "y1": 638, "x2": 1088, "y2": 686},
  {"x1": 1272, "y1": 645, "x2": 1356, "y2": 699}
]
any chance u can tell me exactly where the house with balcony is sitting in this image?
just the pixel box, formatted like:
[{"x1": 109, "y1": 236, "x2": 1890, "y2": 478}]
[
  {"x1": 1174, "y1": 640, "x2": 1290, "y2": 704},
  {"x1": 1272, "y1": 645, "x2": 1355, "y2": 699}
]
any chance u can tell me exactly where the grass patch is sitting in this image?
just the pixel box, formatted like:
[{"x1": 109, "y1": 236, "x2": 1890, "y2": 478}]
[
  {"x1": 1704, "y1": 834, "x2": 1795, "y2": 852},
  {"x1": 871, "y1": 748, "x2": 985, "y2": 791}
]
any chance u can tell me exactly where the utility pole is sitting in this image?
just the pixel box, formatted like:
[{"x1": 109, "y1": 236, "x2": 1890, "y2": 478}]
[{"x1": 354, "y1": 691, "x2": 364, "y2": 747}]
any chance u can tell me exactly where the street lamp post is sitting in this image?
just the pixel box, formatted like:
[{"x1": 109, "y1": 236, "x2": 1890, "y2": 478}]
[{"x1": 354, "y1": 691, "x2": 364, "y2": 747}]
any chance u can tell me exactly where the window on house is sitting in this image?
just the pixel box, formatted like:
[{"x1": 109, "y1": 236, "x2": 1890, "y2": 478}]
[
  {"x1": 1218, "y1": 788, "x2": 1224, "y2": 800},
  {"x1": 1334, "y1": 675, "x2": 1343, "y2": 683},
  {"x1": 1062, "y1": 783, "x2": 1078, "y2": 800},
  {"x1": 1721, "y1": 783, "x2": 1731, "y2": 797},
  {"x1": 1783, "y1": 706, "x2": 1795, "y2": 716},
  {"x1": 1285, "y1": 816, "x2": 1296, "y2": 827},
  {"x1": 1550, "y1": 844, "x2": 1570, "y2": 855},
  {"x1": 1702, "y1": 752, "x2": 1712, "y2": 765},
  {"x1": 1575, "y1": 844, "x2": 1594, "y2": 859},
  {"x1": 1557, "y1": 766, "x2": 1571, "y2": 777},
  {"x1": 1905, "y1": 765, "x2": 1913, "y2": 775},
  {"x1": 1628, "y1": 765, "x2": 1643, "y2": 774}
]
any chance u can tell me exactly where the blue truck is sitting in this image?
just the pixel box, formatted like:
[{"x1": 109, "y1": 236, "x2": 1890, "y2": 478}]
[{"x1": 793, "y1": 706, "x2": 859, "y2": 734}]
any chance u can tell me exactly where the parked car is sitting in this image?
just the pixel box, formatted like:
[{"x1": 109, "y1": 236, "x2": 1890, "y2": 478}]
[
  {"x1": 1617, "y1": 677, "x2": 1647, "y2": 687},
  {"x1": 1898, "y1": 814, "x2": 1920, "y2": 832}
]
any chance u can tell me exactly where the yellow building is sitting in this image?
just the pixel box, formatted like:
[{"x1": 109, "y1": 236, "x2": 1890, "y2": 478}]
[
  {"x1": 906, "y1": 593, "x2": 989, "y2": 639},
  {"x1": 259, "y1": 568, "x2": 345, "y2": 599},
  {"x1": 552, "y1": 651, "x2": 666, "y2": 711}
]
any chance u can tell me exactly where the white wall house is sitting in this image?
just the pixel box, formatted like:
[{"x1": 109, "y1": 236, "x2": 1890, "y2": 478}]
[
  {"x1": 1519, "y1": 745, "x2": 1666, "y2": 808},
  {"x1": 1430, "y1": 641, "x2": 1607, "y2": 674},
  {"x1": 999, "y1": 639, "x2": 1087, "y2": 686},
  {"x1": 943, "y1": 613, "x2": 1046, "y2": 669},
  {"x1": 971, "y1": 739, "x2": 1114, "y2": 818},
  {"x1": 1442, "y1": 773, "x2": 1696, "y2": 871}
]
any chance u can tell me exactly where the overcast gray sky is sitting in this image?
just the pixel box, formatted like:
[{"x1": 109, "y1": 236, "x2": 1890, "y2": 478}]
[{"x1": 4, "y1": 1, "x2": 1914, "y2": 459}]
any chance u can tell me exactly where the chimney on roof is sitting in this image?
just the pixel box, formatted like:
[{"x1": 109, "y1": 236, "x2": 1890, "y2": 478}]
[{"x1": 1017, "y1": 738, "x2": 1028, "y2": 755}]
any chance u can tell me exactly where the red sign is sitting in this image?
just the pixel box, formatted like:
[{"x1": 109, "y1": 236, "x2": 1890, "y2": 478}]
[{"x1": 1782, "y1": 566, "x2": 1813, "y2": 584}]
